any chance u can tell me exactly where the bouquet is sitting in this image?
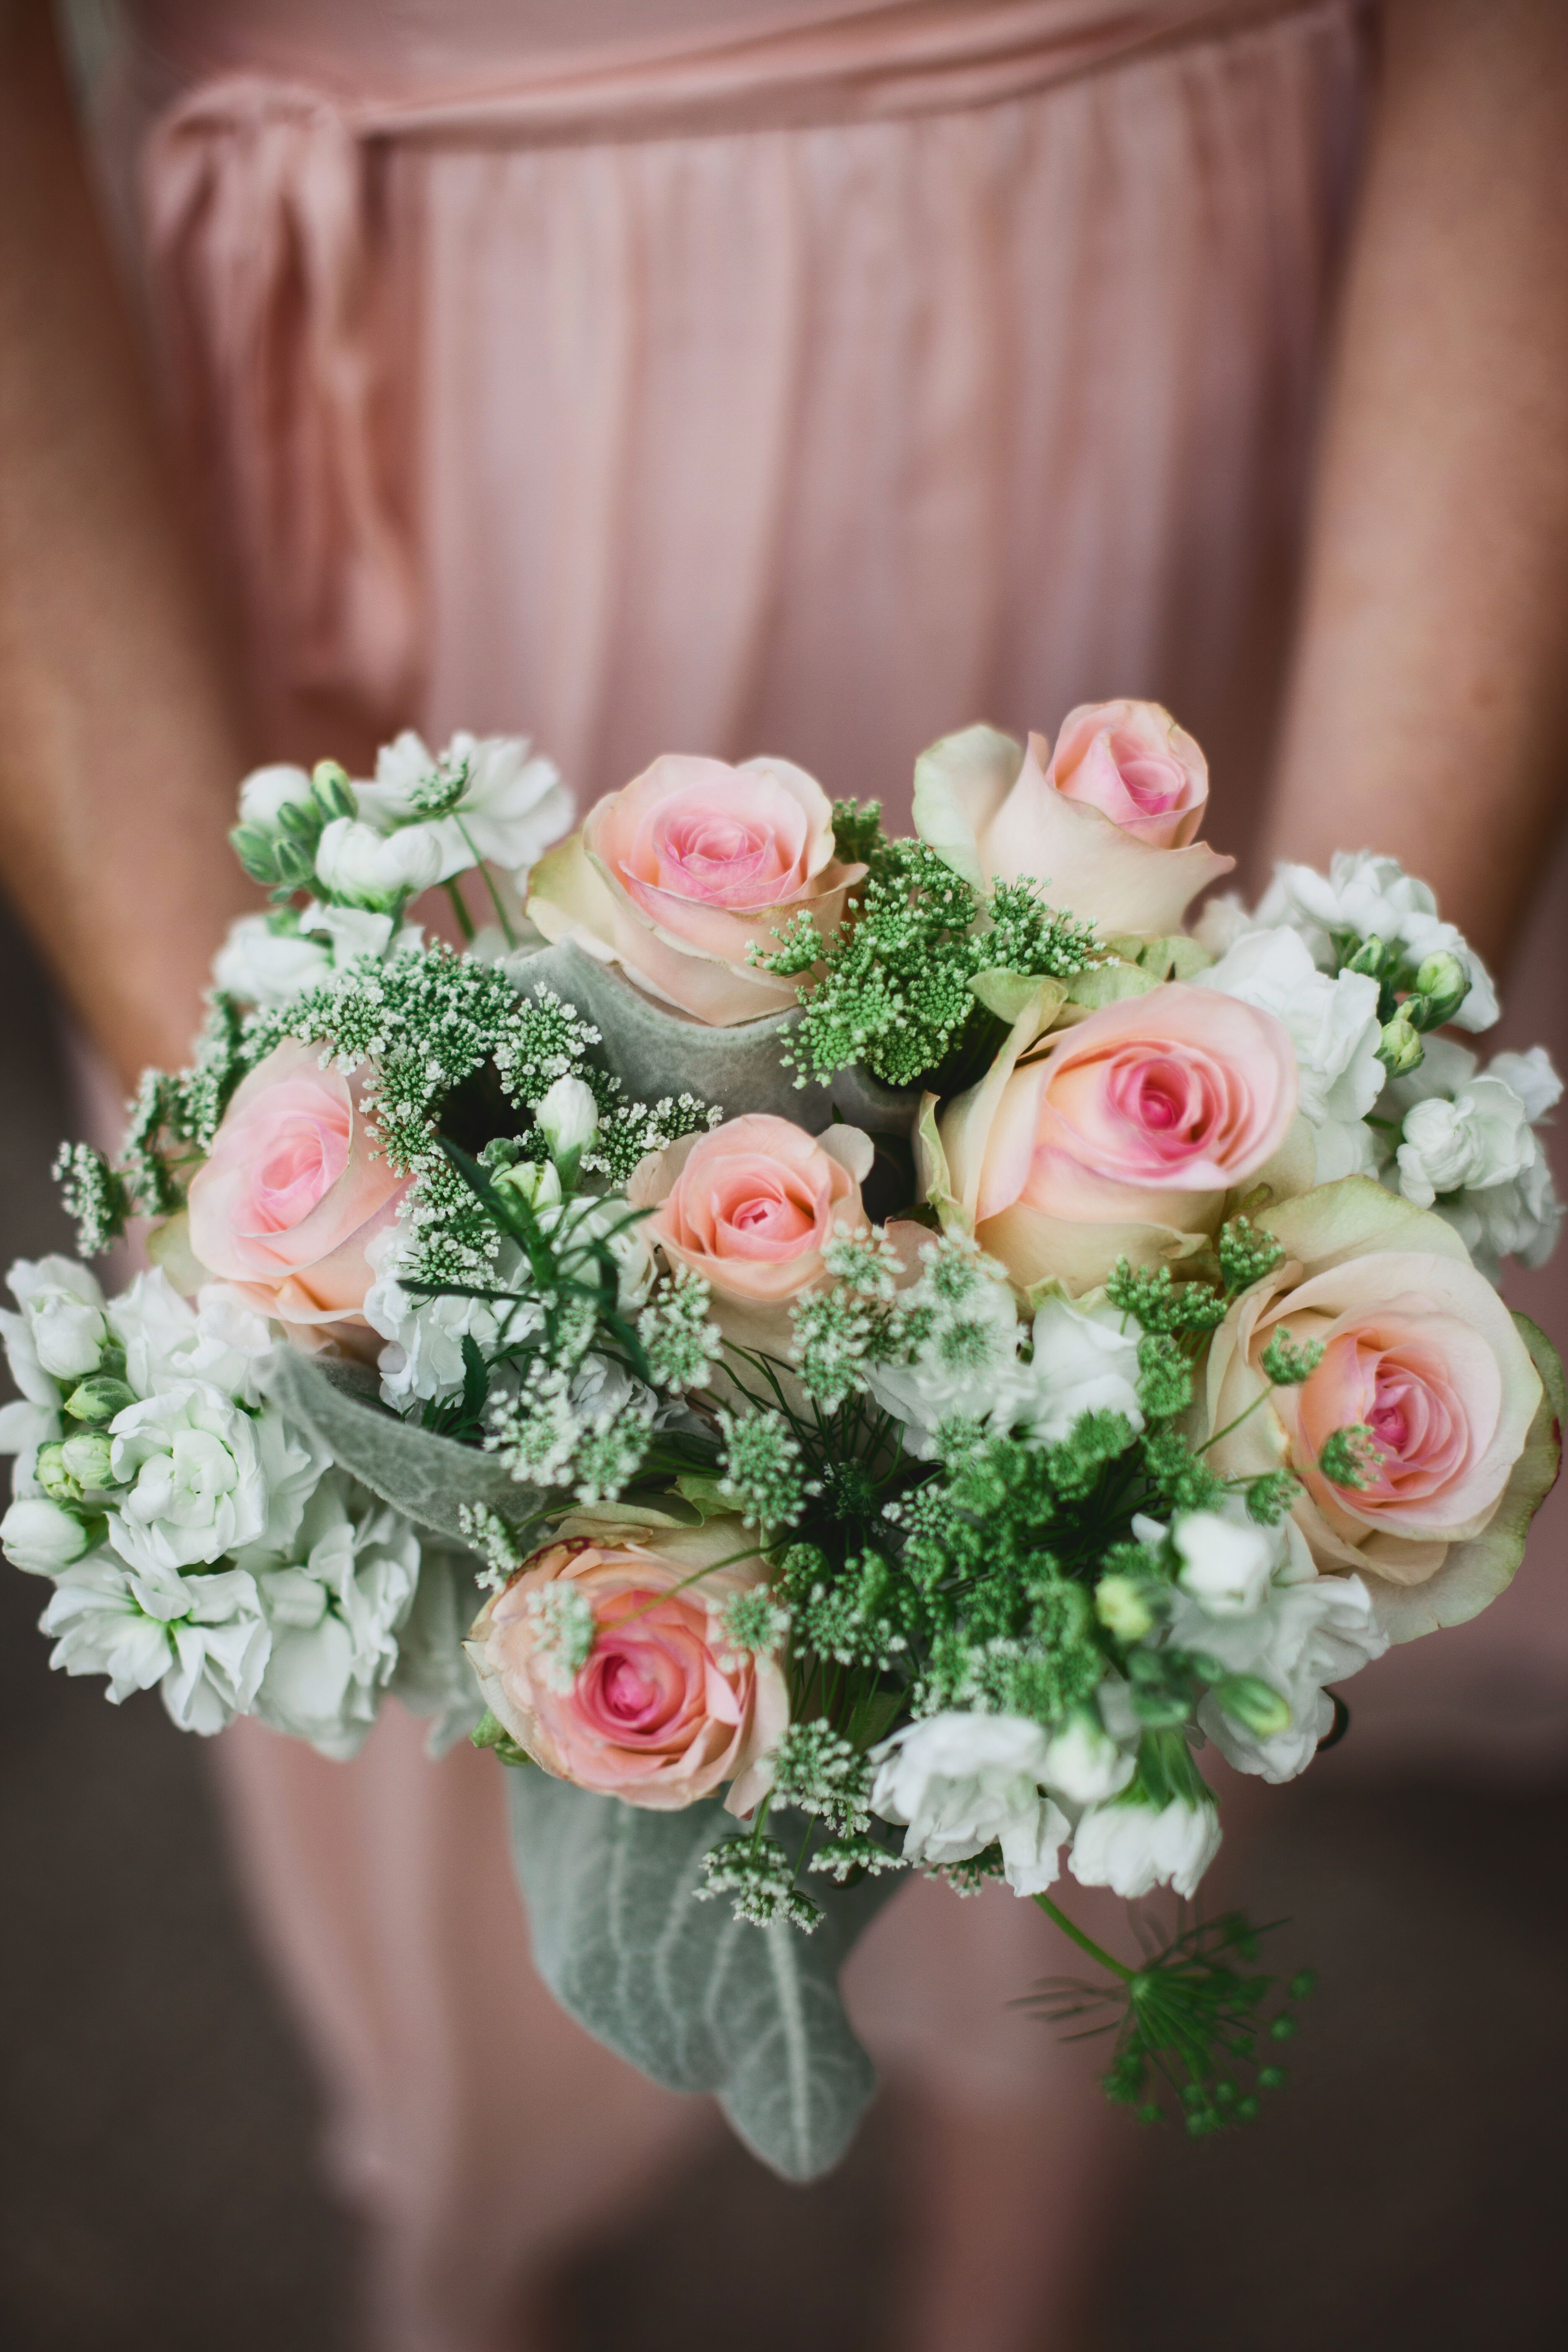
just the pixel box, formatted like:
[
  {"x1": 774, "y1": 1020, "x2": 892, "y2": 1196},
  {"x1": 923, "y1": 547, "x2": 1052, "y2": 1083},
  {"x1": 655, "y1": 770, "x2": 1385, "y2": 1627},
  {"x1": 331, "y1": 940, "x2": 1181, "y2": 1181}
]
[{"x1": 5, "y1": 705, "x2": 1561, "y2": 2177}]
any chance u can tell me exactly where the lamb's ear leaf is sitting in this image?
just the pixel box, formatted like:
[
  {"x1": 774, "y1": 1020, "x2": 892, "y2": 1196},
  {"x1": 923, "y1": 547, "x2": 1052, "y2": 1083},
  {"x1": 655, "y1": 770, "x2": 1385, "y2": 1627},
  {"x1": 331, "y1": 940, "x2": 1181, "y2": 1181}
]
[
  {"x1": 260, "y1": 1349, "x2": 536, "y2": 1544},
  {"x1": 500, "y1": 939, "x2": 918, "y2": 1140},
  {"x1": 504, "y1": 1769, "x2": 899, "y2": 2180}
]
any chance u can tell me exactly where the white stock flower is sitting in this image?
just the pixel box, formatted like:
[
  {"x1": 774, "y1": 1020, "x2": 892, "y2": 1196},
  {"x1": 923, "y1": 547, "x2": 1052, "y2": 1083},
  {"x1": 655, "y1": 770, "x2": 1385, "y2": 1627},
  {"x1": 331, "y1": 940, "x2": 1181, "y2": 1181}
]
[
  {"x1": 6, "y1": 1255, "x2": 108, "y2": 1383},
  {"x1": 1166, "y1": 1510, "x2": 1388, "y2": 1784},
  {"x1": 1488, "y1": 1046, "x2": 1564, "y2": 1124},
  {"x1": 869, "y1": 1711, "x2": 1071, "y2": 1897},
  {"x1": 1070, "y1": 1795, "x2": 1221, "y2": 1901},
  {"x1": 315, "y1": 816, "x2": 443, "y2": 908},
  {"x1": 1197, "y1": 927, "x2": 1384, "y2": 1179},
  {"x1": 40, "y1": 1551, "x2": 271, "y2": 1734},
  {"x1": 0, "y1": 1495, "x2": 94, "y2": 1574},
  {"x1": 1171, "y1": 1509, "x2": 1277, "y2": 1616},
  {"x1": 359, "y1": 729, "x2": 573, "y2": 882},
  {"x1": 1039, "y1": 1710, "x2": 1137, "y2": 1806},
  {"x1": 107, "y1": 1382, "x2": 271, "y2": 1574},
  {"x1": 1439, "y1": 1155, "x2": 1563, "y2": 1280},
  {"x1": 1259, "y1": 852, "x2": 1498, "y2": 1031},
  {"x1": 304, "y1": 900, "x2": 424, "y2": 966},
  {"x1": 1396, "y1": 1077, "x2": 1535, "y2": 1207},
  {"x1": 246, "y1": 1478, "x2": 420, "y2": 1759},
  {"x1": 212, "y1": 913, "x2": 333, "y2": 1008},
  {"x1": 1022, "y1": 1296, "x2": 1145, "y2": 1443},
  {"x1": 237, "y1": 763, "x2": 315, "y2": 827},
  {"x1": 107, "y1": 1272, "x2": 278, "y2": 1407},
  {"x1": 363, "y1": 1226, "x2": 536, "y2": 1408},
  {"x1": 1385, "y1": 1040, "x2": 1563, "y2": 1277}
]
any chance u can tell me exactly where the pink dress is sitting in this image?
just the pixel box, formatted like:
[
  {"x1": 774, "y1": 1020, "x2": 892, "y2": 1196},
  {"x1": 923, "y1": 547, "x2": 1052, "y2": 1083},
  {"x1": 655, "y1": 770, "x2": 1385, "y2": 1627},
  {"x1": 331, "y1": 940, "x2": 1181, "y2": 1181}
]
[{"x1": 72, "y1": 1, "x2": 1568, "y2": 2344}]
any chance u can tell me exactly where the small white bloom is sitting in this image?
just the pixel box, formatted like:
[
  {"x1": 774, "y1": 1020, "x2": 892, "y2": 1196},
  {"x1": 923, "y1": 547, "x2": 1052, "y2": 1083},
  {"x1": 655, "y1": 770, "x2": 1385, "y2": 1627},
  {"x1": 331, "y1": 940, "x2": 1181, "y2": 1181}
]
[
  {"x1": 535, "y1": 1075, "x2": 600, "y2": 1166},
  {"x1": 107, "y1": 1381, "x2": 271, "y2": 1574},
  {"x1": 1165, "y1": 1514, "x2": 1388, "y2": 1782},
  {"x1": 1070, "y1": 1795, "x2": 1221, "y2": 1901},
  {"x1": 366, "y1": 1228, "x2": 520, "y2": 1408},
  {"x1": 237, "y1": 763, "x2": 315, "y2": 828},
  {"x1": 1022, "y1": 1296, "x2": 1145, "y2": 1444},
  {"x1": 1396, "y1": 1075, "x2": 1536, "y2": 1208},
  {"x1": 303, "y1": 899, "x2": 426, "y2": 967},
  {"x1": 359, "y1": 729, "x2": 573, "y2": 882},
  {"x1": 315, "y1": 816, "x2": 443, "y2": 908},
  {"x1": 7, "y1": 1255, "x2": 108, "y2": 1382},
  {"x1": 1437, "y1": 1155, "x2": 1563, "y2": 1281},
  {"x1": 246, "y1": 1477, "x2": 420, "y2": 1759},
  {"x1": 1039, "y1": 1709, "x2": 1137, "y2": 1806},
  {"x1": 212, "y1": 913, "x2": 333, "y2": 1008},
  {"x1": 1172, "y1": 1509, "x2": 1278, "y2": 1617},
  {"x1": 1197, "y1": 927, "x2": 1384, "y2": 1180},
  {"x1": 1191, "y1": 891, "x2": 1251, "y2": 959},
  {"x1": 1, "y1": 1495, "x2": 94, "y2": 1574},
  {"x1": 1259, "y1": 852, "x2": 1497, "y2": 1032},
  {"x1": 40, "y1": 1550, "x2": 271, "y2": 1734},
  {"x1": 869, "y1": 1711, "x2": 1070, "y2": 1896},
  {"x1": 1488, "y1": 1046, "x2": 1563, "y2": 1125}
]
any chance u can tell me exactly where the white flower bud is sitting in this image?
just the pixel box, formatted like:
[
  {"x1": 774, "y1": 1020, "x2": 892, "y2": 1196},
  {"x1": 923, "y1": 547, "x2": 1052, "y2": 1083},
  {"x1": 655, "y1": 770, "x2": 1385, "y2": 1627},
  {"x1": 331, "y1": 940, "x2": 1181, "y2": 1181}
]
[
  {"x1": 315, "y1": 818, "x2": 443, "y2": 908},
  {"x1": 535, "y1": 1076, "x2": 600, "y2": 1167},
  {"x1": 492, "y1": 1158, "x2": 563, "y2": 1215},
  {"x1": 238, "y1": 763, "x2": 317, "y2": 828},
  {"x1": 1173, "y1": 1510, "x2": 1276, "y2": 1617},
  {"x1": 1, "y1": 1495, "x2": 93, "y2": 1575},
  {"x1": 212, "y1": 914, "x2": 333, "y2": 1009}
]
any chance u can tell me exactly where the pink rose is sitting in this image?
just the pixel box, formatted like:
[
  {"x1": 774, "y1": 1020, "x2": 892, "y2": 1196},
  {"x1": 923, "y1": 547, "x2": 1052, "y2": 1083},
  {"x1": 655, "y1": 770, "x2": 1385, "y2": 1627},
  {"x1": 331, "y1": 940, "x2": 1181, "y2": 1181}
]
[
  {"x1": 464, "y1": 1521, "x2": 789, "y2": 1814},
  {"x1": 1203, "y1": 1179, "x2": 1554, "y2": 1637},
  {"x1": 931, "y1": 984, "x2": 1299, "y2": 1290},
  {"x1": 183, "y1": 1040, "x2": 407, "y2": 1344},
  {"x1": 528, "y1": 754, "x2": 866, "y2": 1027},
  {"x1": 632, "y1": 1114, "x2": 872, "y2": 1371},
  {"x1": 912, "y1": 709, "x2": 1232, "y2": 935},
  {"x1": 1044, "y1": 700, "x2": 1208, "y2": 846}
]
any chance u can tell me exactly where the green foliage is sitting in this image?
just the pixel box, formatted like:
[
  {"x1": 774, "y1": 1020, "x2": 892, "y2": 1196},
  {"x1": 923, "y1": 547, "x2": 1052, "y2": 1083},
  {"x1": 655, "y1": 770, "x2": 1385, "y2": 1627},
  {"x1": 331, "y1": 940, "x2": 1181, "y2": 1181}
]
[
  {"x1": 1217, "y1": 1216, "x2": 1285, "y2": 1296},
  {"x1": 1026, "y1": 1906, "x2": 1313, "y2": 2137},
  {"x1": 1104, "y1": 1260, "x2": 1227, "y2": 1336},
  {"x1": 756, "y1": 840, "x2": 1099, "y2": 1091}
]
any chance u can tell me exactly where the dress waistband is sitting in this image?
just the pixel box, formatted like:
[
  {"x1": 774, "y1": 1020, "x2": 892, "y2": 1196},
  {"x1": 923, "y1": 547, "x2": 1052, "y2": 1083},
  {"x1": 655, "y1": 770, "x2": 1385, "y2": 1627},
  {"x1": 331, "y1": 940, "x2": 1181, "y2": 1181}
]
[{"x1": 137, "y1": 0, "x2": 1355, "y2": 723}]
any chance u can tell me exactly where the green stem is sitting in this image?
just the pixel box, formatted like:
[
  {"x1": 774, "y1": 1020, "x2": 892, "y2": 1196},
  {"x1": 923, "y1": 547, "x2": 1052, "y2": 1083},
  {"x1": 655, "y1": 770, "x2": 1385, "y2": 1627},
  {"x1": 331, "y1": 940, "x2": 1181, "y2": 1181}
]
[
  {"x1": 1032, "y1": 1892, "x2": 1136, "y2": 1984},
  {"x1": 444, "y1": 876, "x2": 477, "y2": 944},
  {"x1": 456, "y1": 818, "x2": 518, "y2": 949},
  {"x1": 1197, "y1": 1388, "x2": 1271, "y2": 1457}
]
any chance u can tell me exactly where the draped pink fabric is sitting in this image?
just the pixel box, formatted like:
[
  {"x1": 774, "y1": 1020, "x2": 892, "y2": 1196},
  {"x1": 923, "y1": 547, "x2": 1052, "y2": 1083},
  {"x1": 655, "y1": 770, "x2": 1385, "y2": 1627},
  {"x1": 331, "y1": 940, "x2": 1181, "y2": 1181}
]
[{"x1": 71, "y1": 0, "x2": 1568, "y2": 2343}]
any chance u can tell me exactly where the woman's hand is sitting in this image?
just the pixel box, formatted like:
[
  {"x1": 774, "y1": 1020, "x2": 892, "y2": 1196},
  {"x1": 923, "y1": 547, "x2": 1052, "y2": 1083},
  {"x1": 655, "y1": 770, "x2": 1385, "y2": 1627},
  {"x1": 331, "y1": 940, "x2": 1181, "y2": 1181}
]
[
  {"x1": 0, "y1": 2, "x2": 258, "y2": 1089},
  {"x1": 1264, "y1": 0, "x2": 1568, "y2": 973}
]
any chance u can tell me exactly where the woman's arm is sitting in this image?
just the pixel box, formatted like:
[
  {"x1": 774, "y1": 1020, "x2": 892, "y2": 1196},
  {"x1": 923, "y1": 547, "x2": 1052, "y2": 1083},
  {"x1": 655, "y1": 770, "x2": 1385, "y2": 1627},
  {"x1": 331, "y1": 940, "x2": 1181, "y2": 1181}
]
[
  {"x1": 0, "y1": 2, "x2": 256, "y2": 1088},
  {"x1": 1263, "y1": 0, "x2": 1568, "y2": 972}
]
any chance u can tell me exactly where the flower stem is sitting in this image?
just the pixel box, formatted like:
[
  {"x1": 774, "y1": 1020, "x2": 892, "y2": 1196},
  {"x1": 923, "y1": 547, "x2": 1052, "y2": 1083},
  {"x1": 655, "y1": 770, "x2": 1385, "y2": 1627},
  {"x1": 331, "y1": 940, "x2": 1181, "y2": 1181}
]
[
  {"x1": 444, "y1": 877, "x2": 477, "y2": 944},
  {"x1": 456, "y1": 818, "x2": 518, "y2": 948},
  {"x1": 1032, "y1": 1892, "x2": 1136, "y2": 1984}
]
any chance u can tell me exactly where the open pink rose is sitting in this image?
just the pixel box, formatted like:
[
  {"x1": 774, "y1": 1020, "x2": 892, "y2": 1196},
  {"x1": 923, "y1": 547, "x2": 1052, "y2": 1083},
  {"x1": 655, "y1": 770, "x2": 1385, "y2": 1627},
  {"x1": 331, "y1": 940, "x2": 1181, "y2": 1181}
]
[
  {"x1": 1203, "y1": 1179, "x2": 1553, "y2": 1636},
  {"x1": 528, "y1": 753, "x2": 866, "y2": 1026},
  {"x1": 183, "y1": 1040, "x2": 407, "y2": 1344},
  {"x1": 464, "y1": 1521, "x2": 789, "y2": 1813},
  {"x1": 633, "y1": 1114, "x2": 872, "y2": 1307},
  {"x1": 911, "y1": 709, "x2": 1232, "y2": 934},
  {"x1": 932, "y1": 984, "x2": 1299, "y2": 1290}
]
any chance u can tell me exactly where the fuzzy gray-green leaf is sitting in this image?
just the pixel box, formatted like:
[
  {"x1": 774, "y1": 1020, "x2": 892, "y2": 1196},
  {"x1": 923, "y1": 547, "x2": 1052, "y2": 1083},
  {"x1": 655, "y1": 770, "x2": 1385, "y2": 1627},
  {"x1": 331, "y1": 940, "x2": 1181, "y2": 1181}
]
[{"x1": 505, "y1": 1770, "x2": 898, "y2": 2179}]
